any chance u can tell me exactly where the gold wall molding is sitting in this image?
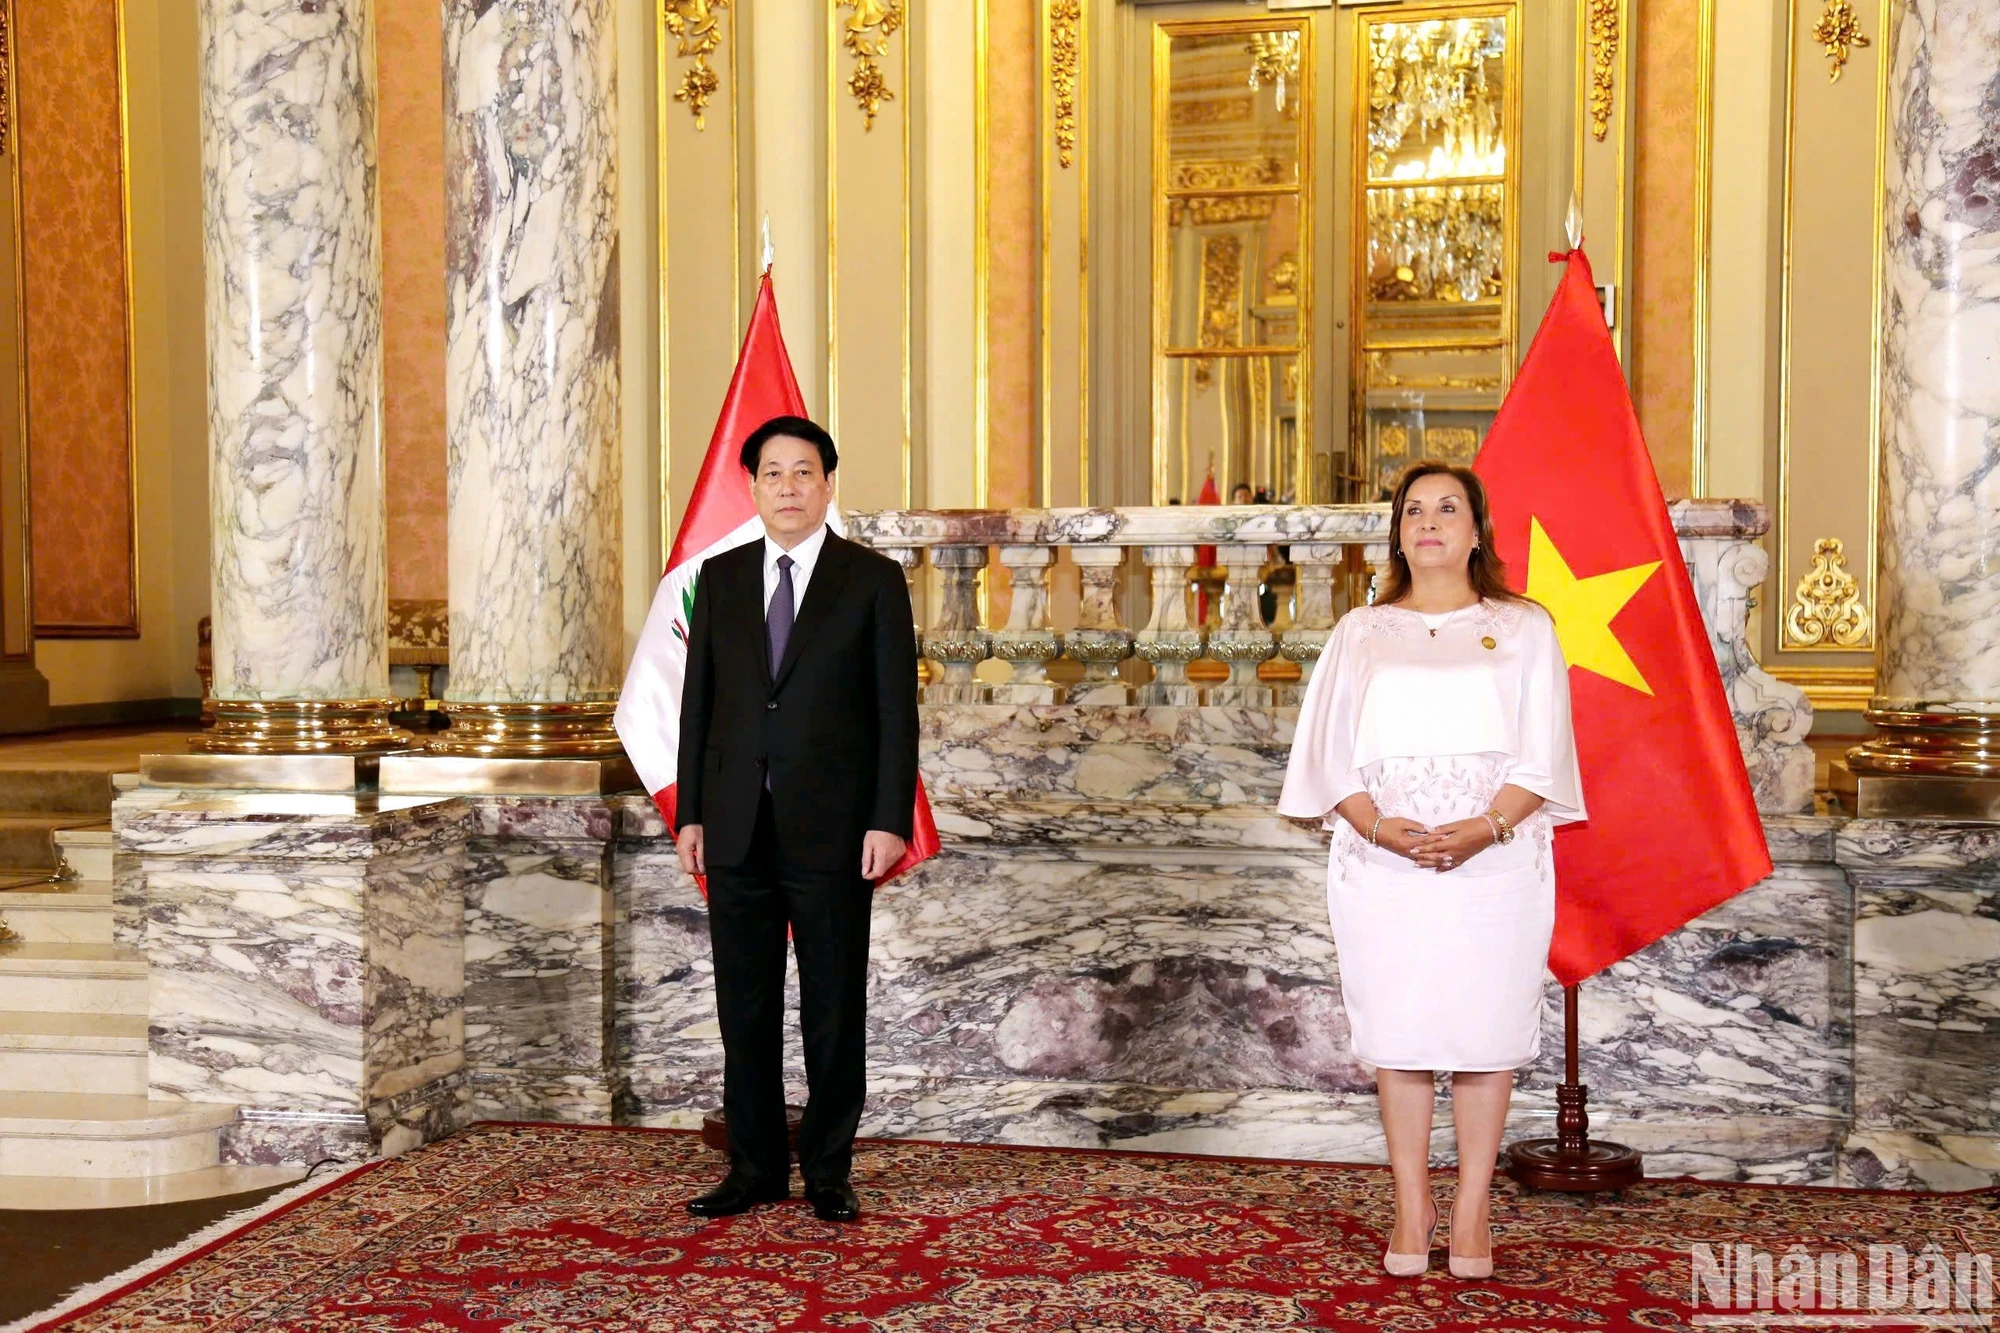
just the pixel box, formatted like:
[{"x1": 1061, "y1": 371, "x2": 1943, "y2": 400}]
[
  {"x1": 1587, "y1": 0, "x2": 1618, "y2": 141},
  {"x1": 0, "y1": 3, "x2": 12, "y2": 155},
  {"x1": 1811, "y1": 0, "x2": 1868, "y2": 81},
  {"x1": 838, "y1": 0, "x2": 902, "y2": 129},
  {"x1": 1766, "y1": 662, "x2": 1874, "y2": 712},
  {"x1": 1785, "y1": 536, "x2": 1870, "y2": 648},
  {"x1": 1049, "y1": 0, "x2": 1080, "y2": 168},
  {"x1": 663, "y1": 0, "x2": 729, "y2": 130}
]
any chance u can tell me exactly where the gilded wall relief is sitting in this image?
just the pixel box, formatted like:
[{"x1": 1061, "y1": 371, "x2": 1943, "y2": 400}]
[{"x1": 664, "y1": 0, "x2": 730, "y2": 129}]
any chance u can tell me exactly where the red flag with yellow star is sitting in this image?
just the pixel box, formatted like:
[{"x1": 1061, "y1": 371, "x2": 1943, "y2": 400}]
[{"x1": 1475, "y1": 248, "x2": 1771, "y2": 986}]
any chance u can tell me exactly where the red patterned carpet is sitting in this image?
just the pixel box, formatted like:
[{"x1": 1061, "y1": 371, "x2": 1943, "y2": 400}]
[{"x1": 21, "y1": 1123, "x2": 1996, "y2": 1332}]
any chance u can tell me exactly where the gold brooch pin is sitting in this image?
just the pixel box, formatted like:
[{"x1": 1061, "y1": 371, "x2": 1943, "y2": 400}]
[{"x1": 1482, "y1": 636, "x2": 1497, "y2": 650}]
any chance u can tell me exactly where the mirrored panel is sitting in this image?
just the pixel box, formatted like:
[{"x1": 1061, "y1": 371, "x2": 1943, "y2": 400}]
[
  {"x1": 1158, "y1": 353, "x2": 1304, "y2": 506},
  {"x1": 1155, "y1": 17, "x2": 1313, "y2": 501},
  {"x1": 1354, "y1": 343, "x2": 1505, "y2": 500}
]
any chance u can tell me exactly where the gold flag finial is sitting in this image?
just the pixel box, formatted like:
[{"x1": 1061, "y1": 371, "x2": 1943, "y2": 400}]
[
  {"x1": 760, "y1": 214, "x2": 774, "y2": 274},
  {"x1": 1565, "y1": 192, "x2": 1584, "y2": 250}
]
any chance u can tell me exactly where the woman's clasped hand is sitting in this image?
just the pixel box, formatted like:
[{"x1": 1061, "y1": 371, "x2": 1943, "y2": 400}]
[{"x1": 1375, "y1": 816, "x2": 1496, "y2": 872}]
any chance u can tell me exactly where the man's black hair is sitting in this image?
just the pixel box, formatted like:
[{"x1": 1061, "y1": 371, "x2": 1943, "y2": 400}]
[{"x1": 740, "y1": 415, "x2": 838, "y2": 475}]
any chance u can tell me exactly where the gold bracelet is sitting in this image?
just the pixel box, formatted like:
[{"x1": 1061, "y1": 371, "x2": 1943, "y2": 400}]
[
  {"x1": 1369, "y1": 814, "x2": 1385, "y2": 846},
  {"x1": 1487, "y1": 808, "x2": 1514, "y2": 845}
]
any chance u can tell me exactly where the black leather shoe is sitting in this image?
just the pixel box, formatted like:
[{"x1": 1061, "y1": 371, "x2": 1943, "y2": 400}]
[
  {"x1": 685, "y1": 1173, "x2": 789, "y2": 1218},
  {"x1": 804, "y1": 1180, "x2": 861, "y2": 1223}
]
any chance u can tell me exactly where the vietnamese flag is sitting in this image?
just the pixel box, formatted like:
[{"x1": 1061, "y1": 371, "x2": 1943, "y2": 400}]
[
  {"x1": 1194, "y1": 463, "x2": 1221, "y2": 624},
  {"x1": 1475, "y1": 248, "x2": 1771, "y2": 985},
  {"x1": 613, "y1": 270, "x2": 940, "y2": 892}
]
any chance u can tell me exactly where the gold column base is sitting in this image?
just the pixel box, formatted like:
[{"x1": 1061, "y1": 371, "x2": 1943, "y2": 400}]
[
  {"x1": 1847, "y1": 708, "x2": 2000, "y2": 818},
  {"x1": 1848, "y1": 708, "x2": 2000, "y2": 779},
  {"x1": 427, "y1": 701, "x2": 627, "y2": 760},
  {"x1": 188, "y1": 699, "x2": 415, "y2": 756}
]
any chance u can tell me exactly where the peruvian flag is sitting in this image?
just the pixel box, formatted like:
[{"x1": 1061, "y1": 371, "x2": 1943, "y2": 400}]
[
  {"x1": 1475, "y1": 248, "x2": 1771, "y2": 985},
  {"x1": 614, "y1": 271, "x2": 939, "y2": 889}
]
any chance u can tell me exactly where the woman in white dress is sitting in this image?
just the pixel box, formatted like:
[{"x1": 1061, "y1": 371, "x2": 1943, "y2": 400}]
[{"x1": 1278, "y1": 461, "x2": 1585, "y2": 1280}]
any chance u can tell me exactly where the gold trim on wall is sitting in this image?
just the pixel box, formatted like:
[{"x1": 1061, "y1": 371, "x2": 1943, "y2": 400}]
[
  {"x1": 1690, "y1": 0, "x2": 1713, "y2": 497},
  {"x1": 973, "y1": 0, "x2": 989, "y2": 507},
  {"x1": 1586, "y1": 0, "x2": 1618, "y2": 141},
  {"x1": 837, "y1": 0, "x2": 902, "y2": 130},
  {"x1": 1767, "y1": 662, "x2": 1874, "y2": 712},
  {"x1": 1785, "y1": 535, "x2": 1870, "y2": 648},
  {"x1": 663, "y1": 0, "x2": 730, "y2": 129},
  {"x1": 1049, "y1": 0, "x2": 1080, "y2": 169},
  {"x1": 1774, "y1": 0, "x2": 1885, "y2": 652},
  {"x1": 1039, "y1": 0, "x2": 1088, "y2": 507},
  {"x1": 656, "y1": 1, "x2": 742, "y2": 561},
  {"x1": 1810, "y1": 0, "x2": 1868, "y2": 82},
  {"x1": 0, "y1": 0, "x2": 28, "y2": 661}
]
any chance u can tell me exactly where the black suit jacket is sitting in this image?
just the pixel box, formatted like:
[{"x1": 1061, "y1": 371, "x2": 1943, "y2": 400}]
[{"x1": 674, "y1": 530, "x2": 920, "y2": 873}]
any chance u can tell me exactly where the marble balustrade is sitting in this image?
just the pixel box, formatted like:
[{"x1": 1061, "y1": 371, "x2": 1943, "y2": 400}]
[{"x1": 848, "y1": 499, "x2": 1816, "y2": 815}]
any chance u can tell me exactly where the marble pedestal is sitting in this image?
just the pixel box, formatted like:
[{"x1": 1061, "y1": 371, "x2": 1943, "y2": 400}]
[
  {"x1": 461, "y1": 797, "x2": 621, "y2": 1123},
  {"x1": 124, "y1": 795, "x2": 469, "y2": 1164}
]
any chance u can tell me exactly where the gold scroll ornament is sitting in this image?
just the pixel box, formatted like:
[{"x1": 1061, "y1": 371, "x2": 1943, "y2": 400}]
[
  {"x1": 1785, "y1": 536, "x2": 1870, "y2": 647},
  {"x1": 1811, "y1": 0, "x2": 1869, "y2": 82},
  {"x1": 664, "y1": 0, "x2": 730, "y2": 130},
  {"x1": 839, "y1": 0, "x2": 903, "y2": 129}
]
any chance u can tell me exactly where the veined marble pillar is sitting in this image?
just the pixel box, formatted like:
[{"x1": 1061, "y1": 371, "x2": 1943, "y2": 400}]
[
  {"x1": 1850, "y1": 0, "x2": 2000, "y2": 810},
  {"x1": 192, "y1": 0, "x2": 402, "y2": 754},
  {"x1": 436, "y1": 0, "x2": 622, "y2": 758}
]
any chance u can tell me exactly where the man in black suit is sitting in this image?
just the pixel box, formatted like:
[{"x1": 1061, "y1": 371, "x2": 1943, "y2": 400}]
[{"x1": 674, "y1": 415, "x2": 918, "y2": 1224}]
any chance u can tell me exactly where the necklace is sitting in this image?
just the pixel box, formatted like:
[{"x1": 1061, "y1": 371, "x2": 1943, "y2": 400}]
[{"x1": 1412, "y1": 603, "x2": 1477, "y2": 637}]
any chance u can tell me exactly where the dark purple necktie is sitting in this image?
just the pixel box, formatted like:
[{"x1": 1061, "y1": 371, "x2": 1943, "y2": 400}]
[{"x1": 767, "y1": 553, "x2": 795, "y2": 676}]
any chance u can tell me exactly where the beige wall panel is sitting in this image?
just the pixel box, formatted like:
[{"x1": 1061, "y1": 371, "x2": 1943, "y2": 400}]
[
  {"x1": 1573, "y1": 0, "x2": 1636, "y2": 364},
  {"x1": 1040, "y1": 0, "x2": 1086, "y2": 507},
  {"x1": 661, "y1": 6, "x2": 745, "y2": 541},
  {"x1": 925, "y1": 0, "x2": 978, "y2": 508},
  {"x1": 1703, "y1": 0, "x2": 1782, "y2": 504},
  {"x1": 828, "y1": 0, "x2": 913, "y2": 511},
  {"x1": 752, "y1": 0, "x2": 827, "y2": 424},
  {"x1": 1630, "y1": 0, "x2": 1698, "y2": 499},
  {"x1": 1772, "y1": 0, "x2": 1884, "y2": 661},
  {"x1": 622, "y1": 0, "x2": 662, "y2": 651}
]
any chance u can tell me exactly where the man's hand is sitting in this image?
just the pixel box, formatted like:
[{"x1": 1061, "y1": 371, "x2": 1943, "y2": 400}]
[
  {"x1": 676, "y1": 824, "x2": 706, "y2": 877},
  {"x1": 861, "y1": 830, "x2": 907, "y2": 881}
]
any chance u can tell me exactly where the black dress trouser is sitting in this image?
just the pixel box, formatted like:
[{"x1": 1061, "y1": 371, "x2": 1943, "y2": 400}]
[{"x1": 704, "y1": 791, "x2": 874, "y2": 1189}]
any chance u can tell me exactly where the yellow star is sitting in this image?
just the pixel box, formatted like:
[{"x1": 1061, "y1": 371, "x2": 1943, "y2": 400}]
[{"x1": 1524, "y1": 517, "x2": 1661, "y2": 696}]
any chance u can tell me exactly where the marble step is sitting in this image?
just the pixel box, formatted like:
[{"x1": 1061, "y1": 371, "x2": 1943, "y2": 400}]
[
  {"x1": 0, "y1": 1091, "x2": 236, "y2": 1178},
  {"x1": 52, "y1": 825, "x2": 114, "y2": 883},
  {"x1": 0, "y1": 1012, "x2": 148, "y2": 1096},
  {"x1": 0, "y1": 888, "x2": 115, "y2": 943},
  {"x1": 0, "y1": 943, "x2": 148, "y2": 1014},
  {"x1": 0, "y1": 1162, "x2": 306, "y2": 1210},
  {"x1": 0, "y1": 769, "x2": 115, "y2": 816}
]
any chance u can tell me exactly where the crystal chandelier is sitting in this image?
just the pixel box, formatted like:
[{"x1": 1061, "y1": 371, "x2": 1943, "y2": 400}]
[{"x1": 1246, "y1": 32, "x2": 1301, "y2": 113}]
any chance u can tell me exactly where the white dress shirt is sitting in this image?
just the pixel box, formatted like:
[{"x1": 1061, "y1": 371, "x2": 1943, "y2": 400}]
[{"x1": 762, "y1": 524, "x2": 829, "y2": 617}]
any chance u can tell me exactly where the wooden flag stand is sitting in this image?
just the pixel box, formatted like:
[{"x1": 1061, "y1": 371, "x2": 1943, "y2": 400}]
[
  {"x1": 702, "y1": 1107, "x2": 805, "y2": 1158},
  {"x1": 1503, "y1": 983, "x2": 1643, "y2": 1191}
]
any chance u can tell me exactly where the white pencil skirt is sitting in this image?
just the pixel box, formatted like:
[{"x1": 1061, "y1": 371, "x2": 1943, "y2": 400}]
[{"x1": 1326, "y1": 754, "x2": 1556, "y2": 1073}]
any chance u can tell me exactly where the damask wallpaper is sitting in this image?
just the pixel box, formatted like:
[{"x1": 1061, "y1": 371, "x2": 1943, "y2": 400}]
[{"x1": 17, "y1": 0, "x2": 136, "y2": 635}]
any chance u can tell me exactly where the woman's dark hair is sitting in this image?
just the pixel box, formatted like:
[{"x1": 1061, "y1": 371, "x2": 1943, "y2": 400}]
[
  {"x1": 1375, "y1": 460, "x2": 1526, "y2": 607},
  {"x1": 740, "y1": 415, "x2": 839, "y2": 474}
]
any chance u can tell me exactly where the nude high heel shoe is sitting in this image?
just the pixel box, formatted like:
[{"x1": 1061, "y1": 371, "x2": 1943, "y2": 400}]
[
  {"x1": 1381, "y1": 1199, "x2": 1438, "y2": 1277},
  {"x1": 1447, "y1": 1197, "x2": 1494, "y2": 1280}
]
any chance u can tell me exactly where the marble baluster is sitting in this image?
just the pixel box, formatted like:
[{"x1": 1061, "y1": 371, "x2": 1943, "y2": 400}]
[
  {"x1": 1066, "y1": 546, "x2": 1133, "y2": 705},
  {"x1": 989, "y1": 546, "x2": 1063, "y2": 704},
  {"x1": 1850, "y1": 0, "x2": 2000, "y2": 797},
  {"x1": 1134, "y1": 545, "x2": 1204, "y2": 706},
  {"x1": 1277, "y1": 543, "x2": 1343, "y2": 704},
  {"x1": 1206, "y1": 544, "x2": 1276, "y2": 707},
  {"x1": 923, "y1": 546, "x2": 991, "y2": 704},
  {"x1": 194, "y1": 0, "x2": 400, "y2": 752},
  {"x1": 438, "y1": 0, "x2": 622, "y2": 752},
  {"x1": 1364, "y1": 542, "x2": 1392, "y2": 607}
]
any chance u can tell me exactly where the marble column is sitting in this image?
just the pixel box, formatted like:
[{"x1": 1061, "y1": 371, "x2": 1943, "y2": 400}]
[
  {"x1": 1852, "y1": 0, "x2": 2000, "y2": 800},
  {"x1": 193, "y1": 0, "x2": 399, "y2": 752},
  {"x1": 438, "y1": 0, "x2": 622, "y2": 754}
]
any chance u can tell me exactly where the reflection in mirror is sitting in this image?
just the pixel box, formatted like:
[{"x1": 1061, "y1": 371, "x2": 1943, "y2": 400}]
[{"x1": 1155, "y1": 18, "x2": 1312, "y2": 502}]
